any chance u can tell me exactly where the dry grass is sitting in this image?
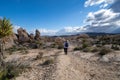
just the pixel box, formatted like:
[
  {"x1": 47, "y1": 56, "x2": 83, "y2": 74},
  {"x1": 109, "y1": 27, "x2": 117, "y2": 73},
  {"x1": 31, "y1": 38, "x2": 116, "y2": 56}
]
[{"x1": 98, "y1": 47, "x2": 112, "y2": 56}]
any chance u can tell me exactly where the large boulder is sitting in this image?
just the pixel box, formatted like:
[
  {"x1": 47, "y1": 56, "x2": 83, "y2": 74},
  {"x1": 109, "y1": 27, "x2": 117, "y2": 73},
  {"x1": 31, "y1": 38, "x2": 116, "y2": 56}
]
[
  {"x1": 17, "y1": 28, "x2": 30, "y2": 43},
  {"x1": 34, "y1": 29, "x2": 41, "y2": 41},
  {"x1": 4, "y1": 34, "x2": 18, "y2": 49},
  {"x1": 29, "y1": 33, "x2": 34, "y2": 41}
]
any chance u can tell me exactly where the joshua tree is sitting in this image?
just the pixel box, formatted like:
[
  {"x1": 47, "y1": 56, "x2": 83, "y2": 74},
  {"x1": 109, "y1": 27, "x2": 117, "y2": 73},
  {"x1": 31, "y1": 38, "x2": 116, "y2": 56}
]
[{"x1": 0, "y1": 17, "x2": 13, "y2": 66}]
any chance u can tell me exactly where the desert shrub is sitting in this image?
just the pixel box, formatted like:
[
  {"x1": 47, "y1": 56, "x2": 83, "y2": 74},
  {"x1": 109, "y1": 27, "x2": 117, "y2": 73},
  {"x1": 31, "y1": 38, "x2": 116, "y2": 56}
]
[
  {"x1": 82, "y1": 43, "x2": 88, "y2": 49},
  {"x1": 99, "y1": 47, "x2": 112, "y2": 56},
  {"x1": 6, "y1": 46, "x2": 28, "y2": 55},
  {"x1": 96, "y1": 44, "x2": 102, "y2": 47},
  {"x1": 35, "y1": 41, "x2": 43, "y2": 46},
  {"x1": 20, "y1": 49, "x2": 29, "y2": 54},
  {"x1": 111, "y1": 45, "x2": 120, "y2": 50},
  {"x1": 6, "y1": 46, "x2": 18, "y2": 55},
  {"x1": 15, "y1": 46, "x2": 29, "y2": 54},
  {"x1": 101, "y1": 41, "x2": 106, "y2": 46},
  {"x1": 17, "y1": 62, "x2": 30, "y2": 70},
  {"x1": 29, "y1": 41, "x2": 43, "y2": 49},
  {"x1": 81, "y1": 39, "x2": 91, "y2": 49},
  {"x1": 42, "y1": 59, "x2": 54, "y2": 65},
  {"x1": 50, "y1": 43, "x2": 56, "y2": 48},
  {"x1": 91, "y1": 47, "x2": 100, "y2": 53},
  {"x1": 0, "y1": 59, "x2": 31, "y2": 80},
  {"x1": 83, "y1": 47, "x2": 91, "y2": 52},
  {"x1": 54, "y1": 37, "x2": 64, "y2": 49},
  {"x1": 73, "y1": 47, "x2": 81, "y2": 51},
  {"x1": 0, "y1": 70, "x2": 9, "y2": 80},
  {"x1": 0, "y1": 63, "x2": 19, "y2": 80},
  {"x1": 17, "y1": 46, "x2": 27, "y2": 51},
  {"x1": 29, "y1": 43, "x2": 38, "y2": 49},
  {"x1": 57, "y1": 45, "x2": 63, "y2": 49},
  {"x1": 35, "y1": 52, "x2": 43, "y2": 60}
]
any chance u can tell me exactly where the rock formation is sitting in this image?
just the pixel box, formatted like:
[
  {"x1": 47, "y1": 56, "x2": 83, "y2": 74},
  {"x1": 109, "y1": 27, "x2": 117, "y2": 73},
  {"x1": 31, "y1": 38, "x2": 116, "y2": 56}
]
[
  {"x1": 29, "y1": 33, "x2": 34, "y2": 41},
  {"x1": 17, "y1": 28, "x2": 30, "y2": 43},
  {"x1": 4, "y1": 34, "x2": 18, "y2": 49},
  {"x1": 34, "y1": 29, "x2": 41, "y2": 41}
]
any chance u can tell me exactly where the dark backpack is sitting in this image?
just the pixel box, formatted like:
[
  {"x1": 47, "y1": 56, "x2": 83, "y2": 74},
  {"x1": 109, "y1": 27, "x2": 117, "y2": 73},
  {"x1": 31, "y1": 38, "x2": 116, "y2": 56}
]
[{"x1": 65, "y1": 42, "x2": 68, "y2": 47}]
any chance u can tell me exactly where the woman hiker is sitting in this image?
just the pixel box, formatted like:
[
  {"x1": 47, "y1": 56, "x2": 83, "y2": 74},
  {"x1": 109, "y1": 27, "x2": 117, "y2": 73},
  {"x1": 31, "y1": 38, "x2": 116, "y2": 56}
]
[{"x1": 64, "y1": 40, "x2": 69, "y2": 55}]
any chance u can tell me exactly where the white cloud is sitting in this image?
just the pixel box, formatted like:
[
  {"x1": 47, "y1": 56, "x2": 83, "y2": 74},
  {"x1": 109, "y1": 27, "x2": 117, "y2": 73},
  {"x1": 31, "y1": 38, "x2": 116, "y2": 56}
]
[
  {"x1": 84, "y1": 0, "x2": 120, "y2": 33},
  {"x1": 115, "y1": 20, "x2": 120, "y2": 26},
  {"x1": 12, "y1": 26, "x2": 87, "y2": 36},
  {"x1": 85, "y1": 0, "x2": 115, "y2": 8},
  {"x1": 55, "y1": 26, "x2": 87, "y2": 35},
  {"x1": 100, "y1": 3, "x2": 108, "y2": 8},
  {"x1": 84, "y1": 8, "x2": 120, "y2": 33},
  {"x1": 13, "y1": 25, "x2": 20, "y2": 33},
  {"x1": 31, "y1": 26, "x2": 87, "y2": 36},
  {"x1": 64, "y1": 26, "x2": 87, "y2": 32},
  {"x1": 38, "y1": 28, "x2": 58, "y2": 36},
  {"x1": 64, "y1": 27, "x2": 80, "y2": 32},
  {"x1": 86, "y1": 9, "x2": 120, "y2": 23}
]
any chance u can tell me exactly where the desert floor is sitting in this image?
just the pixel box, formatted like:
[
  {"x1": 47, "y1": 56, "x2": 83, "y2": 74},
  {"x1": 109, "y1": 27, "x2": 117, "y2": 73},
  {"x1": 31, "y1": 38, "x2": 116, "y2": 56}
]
[{"x1": 5, "y1": 47, "x2": 120, "y2": 80}]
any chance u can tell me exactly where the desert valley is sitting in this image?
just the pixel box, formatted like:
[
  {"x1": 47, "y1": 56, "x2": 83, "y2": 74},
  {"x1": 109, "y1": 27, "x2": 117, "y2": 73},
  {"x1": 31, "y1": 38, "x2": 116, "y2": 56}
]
[{"x1": 0, "y1": 27, "x2": 120, "y2": 80}]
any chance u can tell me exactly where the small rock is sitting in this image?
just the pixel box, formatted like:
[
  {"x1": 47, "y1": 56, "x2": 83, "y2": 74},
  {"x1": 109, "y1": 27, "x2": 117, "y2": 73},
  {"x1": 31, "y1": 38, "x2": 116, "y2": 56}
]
[{"x1": 99, "y1": 56, "x2": 109, "y2": 62}]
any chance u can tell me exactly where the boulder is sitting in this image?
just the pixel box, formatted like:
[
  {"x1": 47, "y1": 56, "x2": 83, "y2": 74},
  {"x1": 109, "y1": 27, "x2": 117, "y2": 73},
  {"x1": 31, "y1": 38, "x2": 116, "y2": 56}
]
[
  {"x1": 29, "y1": 33, "x2": 34, "y2": 41},
  {"x1": 34, "y1": 29, "x2": 41, "y2": 41},
  {"x1": 99, "y1": 56, "x2": 109, "y2": 62},
  {"x1": 17, "y1": 28, "x2": 30, "y2": 43},
  {"x1": 4, "y1": 34, "x2": 18, "y2": 49}
]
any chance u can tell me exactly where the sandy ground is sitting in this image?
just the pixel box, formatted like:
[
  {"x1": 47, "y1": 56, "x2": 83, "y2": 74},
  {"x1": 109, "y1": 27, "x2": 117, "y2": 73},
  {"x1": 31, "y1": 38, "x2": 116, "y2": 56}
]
[{"x1": 5, "y1": 48, "x2": 120, "y2": 80}]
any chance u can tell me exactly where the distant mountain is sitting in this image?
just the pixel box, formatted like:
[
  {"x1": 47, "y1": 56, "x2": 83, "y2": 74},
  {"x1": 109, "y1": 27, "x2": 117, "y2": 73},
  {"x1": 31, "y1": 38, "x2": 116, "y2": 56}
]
[
  {"x1": 55, "y1": 30, "x2": 120, "y2": 37},
  {"x1": 85, "y1": 32, "x2": 115, "y2": 36}
]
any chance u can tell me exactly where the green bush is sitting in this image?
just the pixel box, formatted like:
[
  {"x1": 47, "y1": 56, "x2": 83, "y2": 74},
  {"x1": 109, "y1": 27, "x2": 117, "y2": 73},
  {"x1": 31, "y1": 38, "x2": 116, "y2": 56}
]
[
  {"x1": 82, "y1": 43, "x2": 88, "y2": 49},
  {"x1": 57, "y1": 45, "x2": 63, "y2": 49},
  {"x1": 73, "y1": 47, "x2": 81, "y2": 51},
  {"x1": 99, "y1": 47, "x2": 112, "y2": 56},
  {"x1": 0, "y1": 70, "x2": 8, "y2": 80},
  {"x1": 0, "y1": 61, "x2": 30, "y2": 80},
  {"x1": 6, "y1": 46, "x2": 28, "y2": 55},
  {"x1": 20, "y1": 49, "x2": 29, "y2": 54},
  {"x1": 82, "y1": 47, "x2": 91, "y2": 52},
  {"x1": 0, "y1": 66, "x2": 15, "y2": 80},
  {"x1": 96, "y1": 44, "x2": 102, "y2": 47},
  {"x1": 50, "y1": 43, "x2": 56, "y2": 48},
  {"x1": 91, "y1": 47, "x2": 100, "y2": 53},
  {"x1": 42, "y1": 59, "x2": 54, "y2": 65},
  {"x1": 6, "y1": 46, "x2": 18, "y2": 55},
  {"x1": 111, "y1": 45, "x2": 120, "y2": 50},
  {"x1": 34, "y1": 52, "x2": 43, "y2": 60}
]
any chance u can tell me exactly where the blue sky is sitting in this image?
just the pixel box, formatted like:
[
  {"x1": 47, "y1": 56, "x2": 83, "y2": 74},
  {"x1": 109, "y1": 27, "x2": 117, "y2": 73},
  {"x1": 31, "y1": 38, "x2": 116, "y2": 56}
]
[{"x1": 0, "y1": 0, "x2": 120, "y2": 35}]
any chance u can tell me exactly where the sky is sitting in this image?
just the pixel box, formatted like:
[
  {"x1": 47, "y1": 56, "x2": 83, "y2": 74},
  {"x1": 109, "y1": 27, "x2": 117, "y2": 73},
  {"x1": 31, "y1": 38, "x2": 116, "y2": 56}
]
[{"x1": 0, "y1": 0, "x2": 120, "y2": 35}]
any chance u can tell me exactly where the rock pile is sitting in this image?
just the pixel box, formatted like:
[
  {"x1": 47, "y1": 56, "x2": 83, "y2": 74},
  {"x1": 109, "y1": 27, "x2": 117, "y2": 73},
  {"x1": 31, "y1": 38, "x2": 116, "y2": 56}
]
[{"x1": 4, "y1": 28, "x2": 41, "y2": 49}]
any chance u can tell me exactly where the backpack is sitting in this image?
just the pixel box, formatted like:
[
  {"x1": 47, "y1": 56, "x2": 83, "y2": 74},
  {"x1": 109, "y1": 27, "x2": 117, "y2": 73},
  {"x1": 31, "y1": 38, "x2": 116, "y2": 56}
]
[{"x1": 65, "y1": 42, "x2": 68, "y2": 47}]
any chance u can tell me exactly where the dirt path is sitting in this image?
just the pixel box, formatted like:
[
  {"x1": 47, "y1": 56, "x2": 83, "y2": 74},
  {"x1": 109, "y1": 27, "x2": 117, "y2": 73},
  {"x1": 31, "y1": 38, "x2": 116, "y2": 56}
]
[{"x1": 54, "y1": 52, "x2": 81, "y2": 80}]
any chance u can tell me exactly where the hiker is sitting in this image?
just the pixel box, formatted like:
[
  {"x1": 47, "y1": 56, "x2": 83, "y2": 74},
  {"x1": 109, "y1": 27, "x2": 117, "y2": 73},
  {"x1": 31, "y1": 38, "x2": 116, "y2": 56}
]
[{"x1": 64, "y1": 40, "x2": 69, "y2": 55}]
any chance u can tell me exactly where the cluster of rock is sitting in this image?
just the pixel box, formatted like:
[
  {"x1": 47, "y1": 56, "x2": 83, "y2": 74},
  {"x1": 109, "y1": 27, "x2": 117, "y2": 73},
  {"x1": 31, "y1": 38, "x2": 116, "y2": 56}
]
[
  {"x1": 17, "y1": 28, "x2": 41, "y2": 43},
  {"x1": 5, "y1": 28, "x2": 41, "y2": 48}
]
